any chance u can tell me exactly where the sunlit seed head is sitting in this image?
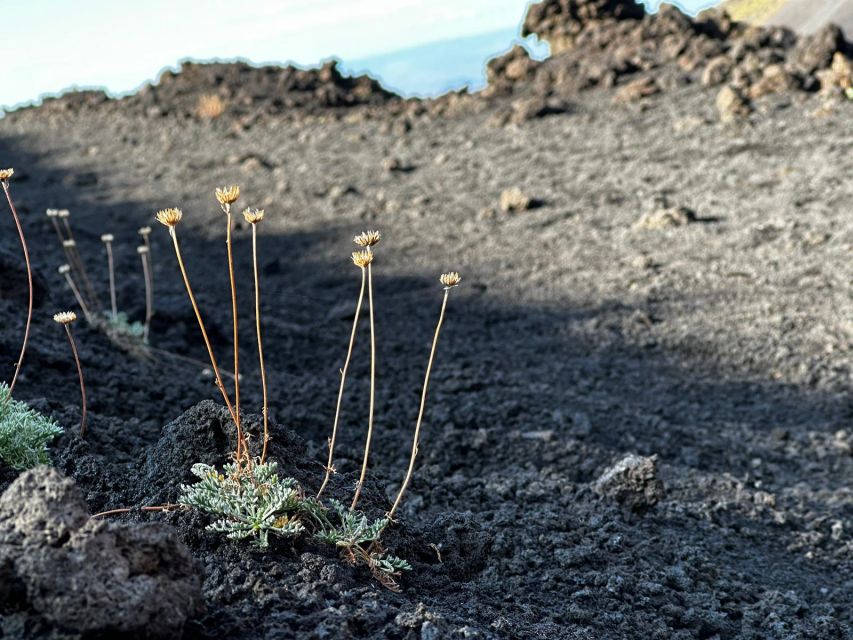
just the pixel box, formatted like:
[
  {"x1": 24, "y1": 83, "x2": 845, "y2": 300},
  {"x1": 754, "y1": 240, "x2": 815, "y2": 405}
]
[
  {"x1": 137, "y1": 245, "x2": 149, "y2": 255},
  {"x1": 242, "y1": 207, "x2": 265, "y2": 224},
  {"x1": 53, "y1": 311, "x2": 77, "y2": 325},
  {"x1": 215, "y1": 185, "x2": 240, "y2": 206},
  {"x1": 0, "y1": 168, "x2": 13, "y2": 182},
  {"x1": 58, "y1": 209, "x2": 70, "y2": 218},
  {"x1": 155, "y1": 208, "x2": 183, "y2": 227},
  {"x1": 62, "y1": 239, "x2": 76, "y2": 248},
  {"x1": 353, "y1": 230, "x2": 381, "y2": 247},
  {"x1": 351, "y1": 249, "x2": 374, "y2": 268},
  {"x1": 58, "y1": 264, "x2": 71, "y2": 274},
  {"x1": 440, "y1": 272, "x2": 461, "y2": 288},
  {"x1": 138, "y1": 226, "x2": 152, "y2": 236},
  {"x1": 46, "y1": 208, "x2": 59, "y2": 218},
  {"x1": 100, "y1": 233, "x2": 114, "y2": 243}
]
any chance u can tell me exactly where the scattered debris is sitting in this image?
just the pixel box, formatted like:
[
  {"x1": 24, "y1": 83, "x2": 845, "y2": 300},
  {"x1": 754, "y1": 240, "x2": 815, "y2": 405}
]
[
  {"x1": 499, "y1": 187, "x2": 534, "y2": 213},
  {"x1": 635, "y1": 206, "x2": 698, "y2": 230}
]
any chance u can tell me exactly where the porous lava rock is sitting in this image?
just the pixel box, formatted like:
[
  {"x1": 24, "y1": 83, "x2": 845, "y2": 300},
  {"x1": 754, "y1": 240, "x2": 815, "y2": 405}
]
[
  {"x1": 593, "y1": 453, "x2": 665, "y2": 510},
  {"x1": 0, "y1": 467, "x2": 204, "y2": 639}
]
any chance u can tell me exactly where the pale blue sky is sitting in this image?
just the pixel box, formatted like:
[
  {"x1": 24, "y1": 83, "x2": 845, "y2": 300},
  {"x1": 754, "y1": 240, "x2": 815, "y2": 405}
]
[{"x1": 0, "y1": 1, "x2": 722, "y2": 109}]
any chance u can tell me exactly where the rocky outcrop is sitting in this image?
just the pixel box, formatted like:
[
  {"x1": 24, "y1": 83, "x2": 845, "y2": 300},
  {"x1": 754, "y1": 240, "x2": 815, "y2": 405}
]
[
  {"x1": 0, "y1": 467, "x2": 204, "y2": 639},
  {"x1": 496, "y1": 0, "x2": 853, "y2": 121}
]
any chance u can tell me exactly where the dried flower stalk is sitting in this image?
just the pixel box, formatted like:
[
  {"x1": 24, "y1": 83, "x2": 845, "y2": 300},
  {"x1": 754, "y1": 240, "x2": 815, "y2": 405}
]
[
  {"x1": 243, "y1": 207, "x2": 270, "y2": 462},
  {"x1": 1, "y1": 169, "x2": 32, "y2": 395},
  {"x1": 138, "y1": 246, "x2": 153, "y2": 343},
  {"x1": 350, "y1": 232, "x2": 380, "y2": 511},
  {"x1": 155, "y1": 209, "x2": 240, "y2": 439},
  {"x1": 387, "y1": 272, "x2": 460, "y2": 520},
  {"x1": 317, "y1": 253, "x2": 367, "y2": 499},
  {"x1": 54, "y1": 311, "x2": 87, "y2": 437},
  {"x1": 101, "y1": 234, "x2": 117, "y2": 321}
]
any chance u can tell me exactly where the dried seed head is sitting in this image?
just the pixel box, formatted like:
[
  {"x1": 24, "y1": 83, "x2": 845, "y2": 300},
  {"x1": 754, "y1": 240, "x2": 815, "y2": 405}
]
[
  {"x1": 354, "y1": 230, "x2": 381, "y2": 247},
  {"x1": 53, "y1": 311, "x2": 77, "y2": 325},
  {"x1": 155, "y1": 208, "x2": 183, "y2": 227},
  {"x1": 58, "y1": 209, "x2": 70, "y2": 218},
  {"x1": 0, "y1": 168, "x2": 13, "y2": 182},
  {"x1": 46, "y1": 208, "x2": 59, "y2": 218},
  {"x1": 215, "y1": 185, "x2": 240, "y2": 206},
  {"x1": 58, "y1": 264, "x2": 71, "y2": 274},
  {"x1": 351, "y1": 249, "x2": 374, "y2": 268},
  {"x1": 100, "y1": 233, "x2": 114, "y2": 243},
  {"x1": 62, "y1": 239, "x2": 76, "y2": 248},
  {"x1": 440, "y1": 272, "x2": 461, "y2": 288},
  {"x1": 242, "y1": 207, "x2": 265, "y2": 224},
  {"x1": 138, "y1": 226, "x2": 152, "y2": 236},
  {"x1": 137, "y1": 245, "x2": 149, "y2": 255}
]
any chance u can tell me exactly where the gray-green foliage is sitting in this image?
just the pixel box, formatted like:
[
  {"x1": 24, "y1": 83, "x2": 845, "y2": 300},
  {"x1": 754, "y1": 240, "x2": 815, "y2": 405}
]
[
  {"x1": 179, "y1": 461, "x2": 305, "y2": 547},
  {"x1": 180, "y1": 460, "x2": 411, "y2": 588},
  {"x1": 0, "y1": 383, "x2": 63, "y2": 470},
  {"x1": 103, "y1": 312, "x2": 145, "y2": 340}
]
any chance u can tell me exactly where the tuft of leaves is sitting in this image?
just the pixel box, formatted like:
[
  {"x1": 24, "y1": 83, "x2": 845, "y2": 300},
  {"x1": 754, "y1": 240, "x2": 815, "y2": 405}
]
[
  {"x1": 315, "y1": 499, "x2": 412, "y2": 591},
  {"x1": 179, "y1": 460, "x2": 305, "y2": 547},
  {"x1": 179, "y1": 461, "x2": 411, "y2": 589},
  {"x1": 0, "y1": 383, "x2": 63, "y2": 470}
]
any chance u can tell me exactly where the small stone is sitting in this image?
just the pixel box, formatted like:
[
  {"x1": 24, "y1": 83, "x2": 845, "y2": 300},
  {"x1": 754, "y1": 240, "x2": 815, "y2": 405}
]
[
  {"x1": 499, "y1": 187, "x2": 532, "y2": 213},
  {"x1": 593, "y1": 454, "x2": 665, "y2": 511},
  {"x1": 702, "y1": 56, "x2": 732, "y2": 87},
  {"x1": 635, "y1": 206, "x2": 697, "y2": 230},
  {"x1": 716, "y1": 85, "x2": 751, "y2": 123},
  {"x1": 614, "y1": 77, "x2": 660, "y2": 103}
]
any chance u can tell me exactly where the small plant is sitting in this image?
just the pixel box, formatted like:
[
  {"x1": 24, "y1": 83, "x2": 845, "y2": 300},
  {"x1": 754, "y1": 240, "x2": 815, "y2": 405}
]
[
  {"x1": 314, "y1": 499, "x2": 411, "y2": 590},
  {"x1": 53, "y1": 311, "x2": 88, "y2": 437},
  {"x1": 1, "y1": 168, "x2": 32, "y2": 395},
  {"x1": 196, "y1": 94, "x2": 225, "y2": 120},
  {"x1": 180, "y1": 460, "x2": 305, "y2": 547},
  {"x1": 0, "y1": 383, "x2": 63, "y2": 470}
]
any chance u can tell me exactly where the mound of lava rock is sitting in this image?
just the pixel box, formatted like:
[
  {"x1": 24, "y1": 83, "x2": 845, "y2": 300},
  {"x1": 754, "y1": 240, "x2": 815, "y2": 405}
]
[
  {"x1": 487, "y1": 0, "x2": 852, "y2": 120},
  {"x1": 14, "y1": 60, "x2": 399, "y2": 122}
]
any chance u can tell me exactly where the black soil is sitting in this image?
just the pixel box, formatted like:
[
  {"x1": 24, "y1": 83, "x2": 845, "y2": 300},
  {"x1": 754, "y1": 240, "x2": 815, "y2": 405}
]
[{"x1": 0, "y1": 1, "x2": 851, "y2": 638}]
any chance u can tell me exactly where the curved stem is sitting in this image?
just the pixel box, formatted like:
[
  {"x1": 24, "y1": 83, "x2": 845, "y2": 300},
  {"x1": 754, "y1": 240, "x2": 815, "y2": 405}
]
[
  {"x1": 64, "y1": 325, "x2": 87, "y2": 437},
  {"x1": 351, "y1": 263, "x2": 376, "y2": 511},
  {"x1": 225, "y1": 211, "x2": 243, "y2": 461},
  {"x1": 317, "y1": 266, "x2": 366, "y2": 498},
  {"x1": 3, "y1": 184, "x2": 32, "y2": 396},
  {"x1": 252, "y1": 227, "x2": 270, "y2": 463},
  {"x1": 387, "y1": 289, "x2": 449, "y2": 520},
  {"x1": 168, "y1": 228, "x2": 238, "y2": 430},
  {"x1": 105, "y1": 241, "x2": 117, "y2": 320}
]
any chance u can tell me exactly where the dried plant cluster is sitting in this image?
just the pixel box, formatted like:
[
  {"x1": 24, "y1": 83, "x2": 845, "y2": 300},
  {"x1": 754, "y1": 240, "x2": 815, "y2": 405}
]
[
  {"x1": 48, "y1": 208, "x2": 152, "y2": 345},
  {"x1": 160, "y1": 187, "x2": 459, "y2": 589}
]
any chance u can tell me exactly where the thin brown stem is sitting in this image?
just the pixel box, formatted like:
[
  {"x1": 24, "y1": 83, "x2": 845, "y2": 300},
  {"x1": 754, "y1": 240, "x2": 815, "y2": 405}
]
[
  {"x1": 168, "y1": 228, "x2": 239, "y2": 430},
  {"x1": 317, "y1": 266, "x2": 366, "y2": 498},
  {"x1": 64, "y1": 324, "x2": 87, "y2": 437},
  {"x1": 91, "y1": 503, "x2": 180, "y2": 518},
  {"x1": 105, "y1": 241, "x2": 117, "y2": 320},
  {"x1": 146, "y1": 346, "x2": 237, "y2": 381},
  {"x1": 62, "y1": 271, "x2": 94, "y2": 325},
  {"x1": 2, "y1": 183, "x2": 32, "y2": 395},
  {"x1": 387, "y1": 289, "x2": 450, "y2": 520},
  {"x1": 140, "y1": 250, "x2": 153, "y2": 343},
  {"x1": 351, "y1": 262, "x2": 376, "y2": 511},
  {"x1": 225, "y1": 210, "x2": 243, "y2": 461},
  {"x1": 252, "y1": 226, "x2": 271, "y2": 463}
]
